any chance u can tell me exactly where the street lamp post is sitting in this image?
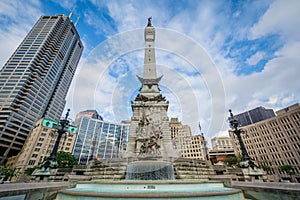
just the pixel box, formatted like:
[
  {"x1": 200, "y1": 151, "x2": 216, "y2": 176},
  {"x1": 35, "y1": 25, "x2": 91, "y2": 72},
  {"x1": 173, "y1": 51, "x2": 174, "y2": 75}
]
[
  {"x1": 50, "y1": 109, "x2": 70, "y2": 159},
  {"x1": 42, "y1": 109, "x2": 73, "y2": 169},
  {"x1": 32, "y1": 109, "x2": 77, "y2": 181},
  {"x1": 228, "y1": 109, "x2": 255, "y2": 168}
]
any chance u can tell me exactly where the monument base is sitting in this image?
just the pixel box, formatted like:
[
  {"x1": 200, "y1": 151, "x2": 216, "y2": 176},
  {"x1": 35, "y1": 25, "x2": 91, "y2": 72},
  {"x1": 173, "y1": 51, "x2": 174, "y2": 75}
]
[{"x1": 32, "y1": 168, "x2": 58, "y2": 182}]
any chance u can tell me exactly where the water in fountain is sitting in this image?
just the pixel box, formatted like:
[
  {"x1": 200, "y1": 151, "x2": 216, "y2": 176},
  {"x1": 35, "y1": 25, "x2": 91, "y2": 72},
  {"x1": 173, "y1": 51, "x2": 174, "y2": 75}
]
[
  {"x1": 125, "y1": 161, "x2": 174, "y2": 180},
  {"x1": 56, "y1": 181, "x2": 247, "y2": 199}
]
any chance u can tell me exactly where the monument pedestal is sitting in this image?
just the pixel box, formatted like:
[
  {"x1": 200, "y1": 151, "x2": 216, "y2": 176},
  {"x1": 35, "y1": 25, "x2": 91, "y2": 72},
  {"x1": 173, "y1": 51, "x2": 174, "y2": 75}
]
[
  {"x1": 240, "y1": 160, "x2": 267, "y2": 182},
  {"x1": 32, "y1": 168, "x2": 58, "y2": 182}
]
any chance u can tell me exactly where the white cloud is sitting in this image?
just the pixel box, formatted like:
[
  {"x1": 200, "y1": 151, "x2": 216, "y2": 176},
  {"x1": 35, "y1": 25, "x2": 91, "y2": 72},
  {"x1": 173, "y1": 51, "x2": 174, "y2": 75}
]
[
  {"x1": 222, "y1": 40, "x2": 300, "y2": 115},
  {"x1": 250, "y1": 0, "x2": 300, "y2": 40},
  {"x1": 0, "y1": 0, "x2": 42, "y2": 67},
  {"x1": 51, "y1": 0, "x2": 76, "y2": 9},
  {"x1": 218, "y1": 0, "x2": 300, "y2": 123},
  {"x1": 246, "y1": 51, "x2": 265, "y2": 66},
  {"x1": 216, "y1": 130, "x2": 229, "y2": 138}
]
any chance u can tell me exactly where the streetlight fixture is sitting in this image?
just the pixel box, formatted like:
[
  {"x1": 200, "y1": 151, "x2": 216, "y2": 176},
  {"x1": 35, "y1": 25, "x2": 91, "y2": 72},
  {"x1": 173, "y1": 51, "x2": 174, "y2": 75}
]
[
  {"x1": 228, "y1": 109, "x2": 255, "y2": 168},
  {"x1": 41, "y1": 109, "x2": 77, "y2": 169}
]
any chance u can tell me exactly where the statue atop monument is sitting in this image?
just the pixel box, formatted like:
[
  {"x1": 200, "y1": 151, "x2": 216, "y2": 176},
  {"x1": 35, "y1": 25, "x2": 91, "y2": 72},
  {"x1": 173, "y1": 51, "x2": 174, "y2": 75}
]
[{"x1": 147, "y1": 16, "x2": 152, "y2": 27}]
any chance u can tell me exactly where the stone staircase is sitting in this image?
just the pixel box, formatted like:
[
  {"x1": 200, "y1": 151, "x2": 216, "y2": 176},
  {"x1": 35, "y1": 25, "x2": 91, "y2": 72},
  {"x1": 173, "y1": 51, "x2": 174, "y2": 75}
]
[
  {"x1": 173, "y1": 158, "x2": 214, "y2": 181},
  {"x1": 89, "y1": 159, "x2": 127, "y2": 180}
]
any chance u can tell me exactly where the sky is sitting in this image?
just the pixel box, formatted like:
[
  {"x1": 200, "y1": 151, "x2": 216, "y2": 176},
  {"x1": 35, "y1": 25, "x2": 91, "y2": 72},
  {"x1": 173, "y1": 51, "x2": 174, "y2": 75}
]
[{"x1": 0, "y1": 0, "x2": 300, "y2": 144}]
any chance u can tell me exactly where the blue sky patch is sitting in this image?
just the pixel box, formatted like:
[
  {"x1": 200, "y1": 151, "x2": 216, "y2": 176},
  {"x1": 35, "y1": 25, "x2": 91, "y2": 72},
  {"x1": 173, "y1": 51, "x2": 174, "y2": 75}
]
[{"x1": 225, "y1": 34, "x2": 282, "y2": 75}]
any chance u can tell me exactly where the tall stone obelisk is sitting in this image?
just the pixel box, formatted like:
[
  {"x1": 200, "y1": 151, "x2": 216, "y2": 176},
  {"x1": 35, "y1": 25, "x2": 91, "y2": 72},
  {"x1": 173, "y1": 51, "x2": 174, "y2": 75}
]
[{"x1": 125, "y1": 18, "x2": 179, "y2": 161}]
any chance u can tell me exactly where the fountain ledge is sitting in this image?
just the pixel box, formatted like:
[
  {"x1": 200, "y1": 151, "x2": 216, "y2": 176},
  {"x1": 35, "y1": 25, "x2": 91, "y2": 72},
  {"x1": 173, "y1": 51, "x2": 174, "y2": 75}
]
[{"x1": 58, "y1": 188, "x2": 242, "y2": 198}]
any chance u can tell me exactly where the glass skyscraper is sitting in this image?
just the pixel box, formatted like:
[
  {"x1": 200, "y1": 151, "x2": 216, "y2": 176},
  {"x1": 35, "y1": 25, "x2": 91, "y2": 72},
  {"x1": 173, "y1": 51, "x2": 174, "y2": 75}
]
[
  {"x1": 73, "y1": 116, "x2": 129, "y2": 165},
  {"x1": 232, "y1": 106, "x2": 275, "y2": 127},
  {"x1": 0, "y1": 14, "x2": 83, "y2": 163}
]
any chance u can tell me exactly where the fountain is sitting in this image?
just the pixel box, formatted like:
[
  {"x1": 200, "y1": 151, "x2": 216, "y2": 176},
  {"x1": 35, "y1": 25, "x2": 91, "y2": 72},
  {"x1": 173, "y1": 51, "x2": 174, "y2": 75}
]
[
  {"x1": 126, "y1": 161, "x2": 174, "y2": 180},
  {"x1": 55, "y1": 17, "x2": 247, "y2": 199},
  {"x1": 56, "y1": 181, "x2": 245, "y2": 199}
]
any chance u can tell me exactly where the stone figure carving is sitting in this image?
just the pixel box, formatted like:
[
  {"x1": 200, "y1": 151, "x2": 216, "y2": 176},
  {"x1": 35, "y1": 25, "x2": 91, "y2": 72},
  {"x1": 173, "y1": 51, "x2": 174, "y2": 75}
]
[
  {"x1": 139, "y1": 142, "x2": 148, "y2": 155},
  {"x1": 135, "y1": 94, "x2": 166, "y2": 102},
  {"x1": 136, "y1": 111, "x2": 151, "y2": 136},
  {"x1": 138, "y1": 133, "x2": 162, "y2": 157},
  {"x1": 148, "y1": 133, "x2": 162, "y2": 155},
  {"x1": 136, "y1": 108, "x2": 164, "y2": 157}
]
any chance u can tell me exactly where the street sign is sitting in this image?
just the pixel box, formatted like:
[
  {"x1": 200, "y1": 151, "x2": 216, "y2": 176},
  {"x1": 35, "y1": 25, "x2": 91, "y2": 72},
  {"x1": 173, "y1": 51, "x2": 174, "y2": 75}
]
[
  {"x1": 42, "y1": 118, "x2": 77, "y2": 134},
  {"x1": 68, "y1": 126, "x2": 77, "y2": 134},
  {"x1": 42, "y1": 118, "x2": 58, "y2": 128}
]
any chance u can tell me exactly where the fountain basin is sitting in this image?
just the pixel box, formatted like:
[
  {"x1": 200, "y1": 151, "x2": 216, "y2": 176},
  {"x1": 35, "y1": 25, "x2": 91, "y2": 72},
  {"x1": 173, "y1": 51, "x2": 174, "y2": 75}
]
[
  {"x1": 126, "y1": 160, "x2": 174, "y2": 180},
  {"x1": 56, "y1": 181, "x2": 246, "y2": 199}
]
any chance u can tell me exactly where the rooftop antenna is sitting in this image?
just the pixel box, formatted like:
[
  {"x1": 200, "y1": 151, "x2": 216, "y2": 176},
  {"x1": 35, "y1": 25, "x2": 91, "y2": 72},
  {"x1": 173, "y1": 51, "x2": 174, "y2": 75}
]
[
  {"x1": 74, "y1": 16, "x2": 80, "y2": 27},
  {"x1": 69, "y1": 7, "x2": 75, "y2": 19}
]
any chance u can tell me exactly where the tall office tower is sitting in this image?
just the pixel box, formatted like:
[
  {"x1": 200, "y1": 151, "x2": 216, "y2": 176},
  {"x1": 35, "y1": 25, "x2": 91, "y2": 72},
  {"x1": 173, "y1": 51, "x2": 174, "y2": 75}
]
[
  {"x1": 231, "y1": 106, "x2": 275, "y2": 127},
  {"x1": 0, "y1": 14, "x2": 83, "y2": 163},
  {"x1": 72, "y1": 115, "x2": 129, "y2": 165},
  {"x1": 229, "y1": 103, "x2": 300, "y2": 182}
]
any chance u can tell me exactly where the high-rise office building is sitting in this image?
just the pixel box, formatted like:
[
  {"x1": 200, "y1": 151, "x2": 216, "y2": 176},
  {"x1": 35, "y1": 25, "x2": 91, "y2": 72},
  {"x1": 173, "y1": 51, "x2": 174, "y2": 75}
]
[
  {"x1": 0, "y1": 14, "x2": 83, "y2": 163},
  {"x1": 72, "y1": 115, "x2": 129, "y2": 165},
  {"x1": 229, "y1": 103, "x2": 300, "y2": 182},
  {"x1": 231, "y1": 106, "x2": 275, "y2": 127}
]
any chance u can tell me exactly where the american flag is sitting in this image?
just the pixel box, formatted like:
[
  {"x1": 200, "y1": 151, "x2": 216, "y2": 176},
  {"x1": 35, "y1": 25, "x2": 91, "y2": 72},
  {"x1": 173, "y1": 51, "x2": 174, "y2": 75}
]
[{"x1": 198, "y1": 122, "x2": 201, "y2": 132}]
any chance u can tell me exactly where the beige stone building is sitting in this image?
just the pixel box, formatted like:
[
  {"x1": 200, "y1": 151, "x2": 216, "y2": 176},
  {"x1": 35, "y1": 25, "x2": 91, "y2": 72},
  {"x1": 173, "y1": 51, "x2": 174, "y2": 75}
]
[
  {"x1": 6, "y1": 118, "x2": 76, "y2": 173},
  {"x1": 229, "y1": 103, "x2": 300, "y2": 182},
  {"x1": 169, "y1": 118, "x2": 207, "y2": 160},
  {"x1": 183, "y1": 134, "x2": 208, "y2": 160},
  {"x1": 170, "y1": 118, "x2": 192, "y2": 152},
  {"x1": 211, "y1": 137, "x2": 233, "y2": 150},
  {"x1": 209, "y1": 137, "x2": 235, "y2": 164}
]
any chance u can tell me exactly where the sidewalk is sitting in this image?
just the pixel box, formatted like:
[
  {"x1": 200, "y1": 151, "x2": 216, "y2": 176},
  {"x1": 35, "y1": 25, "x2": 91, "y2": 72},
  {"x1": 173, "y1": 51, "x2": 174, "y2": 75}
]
[{"x1": 0, "y1": 182, "x2": 70, "y2": 198}]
